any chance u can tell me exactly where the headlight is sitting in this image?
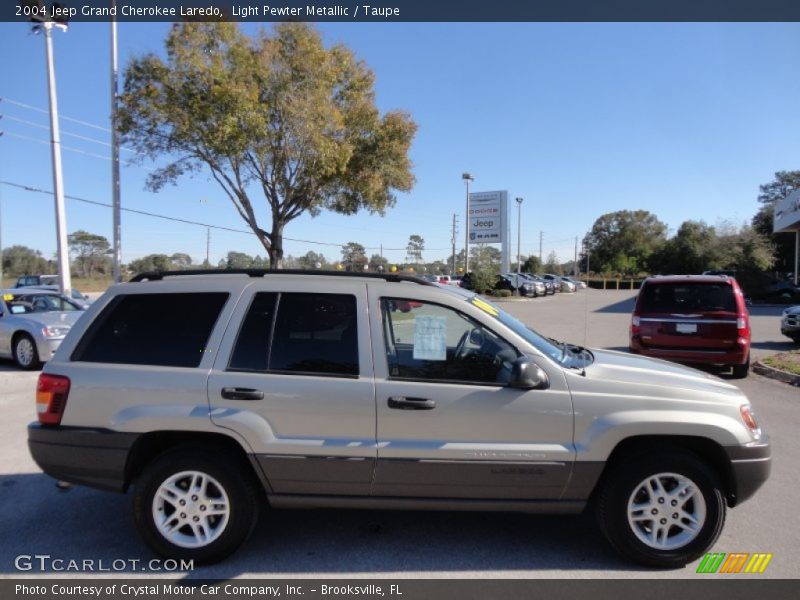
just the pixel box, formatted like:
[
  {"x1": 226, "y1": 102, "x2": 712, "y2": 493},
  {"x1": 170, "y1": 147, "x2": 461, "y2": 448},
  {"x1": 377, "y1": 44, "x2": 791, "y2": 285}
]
[{"x1": 42, "y1": 326, "x2": 70, "y2": 338}]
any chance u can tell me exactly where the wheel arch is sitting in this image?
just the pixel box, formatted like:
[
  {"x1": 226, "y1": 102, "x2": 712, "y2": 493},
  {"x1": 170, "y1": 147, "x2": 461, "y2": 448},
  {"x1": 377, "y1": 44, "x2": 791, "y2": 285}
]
[
  {"x1": 124, "y1": 430, "x2": 269, "y2": 496},
  {"x1": 590, "y1": 435, "x2": 736, "y2": 507}
]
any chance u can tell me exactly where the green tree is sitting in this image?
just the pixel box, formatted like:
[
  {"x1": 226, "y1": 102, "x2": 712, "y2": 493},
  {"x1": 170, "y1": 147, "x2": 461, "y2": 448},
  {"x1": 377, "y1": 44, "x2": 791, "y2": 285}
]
[
  {"x1": 68, "y1": 230, "x2": 112, "y2": 278},
  {"x1": 469, "y1": 245, "x2": 501, "y2": 293},
  {"x1": 369, "y1": 253, "x2": 389, "y2": 272},
  {"x1": 118, "y1": 22, "x2": 417, "y2": 269},
  {"x1": 585, "y1": 210, "x2": 667, "y2": 275},
  {"x1": 225, "y1": 251, "x2": 255, "y2": 269},
  {"x1": 544, "y1": 251, "x2": 562, "y2": 274},
  {"x1": 129, "y1": 254, "x2": 172, "y2": 274},
  {"x1": 752, "y1": 170, "x2": 800, "y2": 275},
  {"x1": 169, "y1": 253, "x2": 193, "y2": 270},
  {"x1": 521, "y1": 255, "x2": 542, "y2": 274},
  {"x1": 649, "y1": 220, "x2": 720, "y2": 275},
  {"x1": 298, "y1": 251, "x2": 328, "y2": 270},
  {"x1": 341, "y1": 242, "x2": 367, "y2": 271},
  {"x1": 405, "y1": 234, "x2": 425, "y2": 265},
  {"x1": 1, "y1": 245, "x2": 52, "y2": 278}
]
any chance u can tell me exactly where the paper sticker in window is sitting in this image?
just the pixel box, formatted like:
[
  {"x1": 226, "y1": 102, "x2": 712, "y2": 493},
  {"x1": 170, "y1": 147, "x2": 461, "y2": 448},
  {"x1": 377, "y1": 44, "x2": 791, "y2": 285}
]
[{"x1": 413, "y1": 316, "x2": 447, "y2": 361}]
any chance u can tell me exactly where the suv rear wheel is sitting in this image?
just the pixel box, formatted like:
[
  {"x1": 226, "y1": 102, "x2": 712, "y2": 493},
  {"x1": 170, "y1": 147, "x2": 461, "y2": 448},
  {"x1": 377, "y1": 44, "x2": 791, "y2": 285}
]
[
  {"x1": 596, "y1": 450, "x2": 726, "y2": 568},
  {"x1": 133, "y1": 447, "x2": 259, "y2": 564}
]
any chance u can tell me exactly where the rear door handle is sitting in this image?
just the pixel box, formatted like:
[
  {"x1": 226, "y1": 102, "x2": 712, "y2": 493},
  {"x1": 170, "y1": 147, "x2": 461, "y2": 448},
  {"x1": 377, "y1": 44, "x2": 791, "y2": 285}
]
[
  {"x1": 221, "y1": 387, "x2": 264, "y2": 401},
  {"x1": 388, "y1": 396, "x2": 436, "y2": 410}
]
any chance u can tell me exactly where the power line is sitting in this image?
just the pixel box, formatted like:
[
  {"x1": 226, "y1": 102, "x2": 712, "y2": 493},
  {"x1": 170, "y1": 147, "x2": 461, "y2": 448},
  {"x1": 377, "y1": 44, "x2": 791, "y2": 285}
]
[
  {"x1": 2, "y1": 114, "x2": 141, "y2": 154},
  {"x1": 1, "y1": 131, "x2": 156, "y2": 171},
  {"x1": 1, "y1": 96, "x2": 112, "y2": 134},
  {"x1": 0, "y1": 180, "x2": 449, "y2": 252}
]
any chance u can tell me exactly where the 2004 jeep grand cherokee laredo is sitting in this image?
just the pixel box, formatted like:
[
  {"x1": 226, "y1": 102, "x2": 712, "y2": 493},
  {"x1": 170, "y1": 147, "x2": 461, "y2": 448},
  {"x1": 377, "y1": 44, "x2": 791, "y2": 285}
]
[{"x1": 28, "y1": 270, "x2": 770, "y2": 567}]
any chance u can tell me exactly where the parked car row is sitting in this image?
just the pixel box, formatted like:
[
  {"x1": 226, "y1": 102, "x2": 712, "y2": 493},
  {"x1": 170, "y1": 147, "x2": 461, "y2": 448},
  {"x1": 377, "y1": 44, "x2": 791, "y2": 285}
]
[{"x1": 459, "y1": 272, "x2": 585, "y2": 297}]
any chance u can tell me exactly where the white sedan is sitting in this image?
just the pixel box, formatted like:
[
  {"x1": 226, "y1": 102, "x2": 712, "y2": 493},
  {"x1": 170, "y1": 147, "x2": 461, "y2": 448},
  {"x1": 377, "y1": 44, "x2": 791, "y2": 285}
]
[{"x1": 0, "y1": 289, "x2": 86, "y2": 369}]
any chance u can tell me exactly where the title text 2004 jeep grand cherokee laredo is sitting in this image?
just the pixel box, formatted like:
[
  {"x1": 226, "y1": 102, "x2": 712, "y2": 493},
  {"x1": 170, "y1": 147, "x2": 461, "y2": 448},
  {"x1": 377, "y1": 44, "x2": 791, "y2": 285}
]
[{"x1": 28, "y1": 270, "x2": 770, "y2": 567}]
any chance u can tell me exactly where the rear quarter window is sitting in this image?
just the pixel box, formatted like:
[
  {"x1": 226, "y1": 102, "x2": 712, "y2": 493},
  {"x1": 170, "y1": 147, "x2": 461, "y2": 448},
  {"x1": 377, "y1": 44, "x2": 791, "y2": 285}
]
[{"x1": 72, "y1": 292, "x2": 229, "y2": 367}]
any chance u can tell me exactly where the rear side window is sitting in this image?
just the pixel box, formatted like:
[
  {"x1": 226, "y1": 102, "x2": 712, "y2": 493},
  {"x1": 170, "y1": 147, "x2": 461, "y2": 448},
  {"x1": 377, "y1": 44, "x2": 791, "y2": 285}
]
[
  {"x1": 72, "y1": 293, "x2": 229, "y2": 367},
  {"x1": 639, "y1": 283, "x2": 736, "y2": 313},
  {"x1": 229, "y1": 292, "x2": 359, "y2": 377}
]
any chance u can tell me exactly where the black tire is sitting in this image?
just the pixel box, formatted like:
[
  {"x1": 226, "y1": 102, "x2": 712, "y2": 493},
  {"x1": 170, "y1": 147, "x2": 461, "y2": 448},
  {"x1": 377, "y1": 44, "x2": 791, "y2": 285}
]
[
  {"x1": 731, "y1": 356, "x2": 750, "y2": 379},
  {"x1": 13, "y1": 333, "x2": 41, "y2": 370},
  {"x1": 133, "y1": 447, "x2": 260, "y2": 565},
  {"x1": 596, "y1": 450, "x2": 726, "y2": 568}
]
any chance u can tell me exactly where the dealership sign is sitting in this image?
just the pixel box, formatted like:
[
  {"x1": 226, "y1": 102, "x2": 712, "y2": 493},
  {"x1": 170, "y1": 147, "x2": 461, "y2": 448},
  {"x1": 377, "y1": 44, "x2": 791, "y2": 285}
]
[{"x1": 469, "y1": 191, "x2": 508, "y2": 243}]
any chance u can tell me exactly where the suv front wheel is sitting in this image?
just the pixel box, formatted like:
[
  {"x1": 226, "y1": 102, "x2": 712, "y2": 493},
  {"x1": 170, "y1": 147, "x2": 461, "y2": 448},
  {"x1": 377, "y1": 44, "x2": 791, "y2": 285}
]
[
  {"x1": 596, "y1": 450, "x2": 726, "y2": 568},
  {"x1": 133, "y1": 447, "x2": 259, "y2": 564}
]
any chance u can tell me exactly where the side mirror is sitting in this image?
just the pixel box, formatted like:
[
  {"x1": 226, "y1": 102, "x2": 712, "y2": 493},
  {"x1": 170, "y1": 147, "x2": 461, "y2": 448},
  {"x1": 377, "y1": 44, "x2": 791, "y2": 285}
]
[{"x1": 509, "y1": 357, "x2": 549, "y2": 390}]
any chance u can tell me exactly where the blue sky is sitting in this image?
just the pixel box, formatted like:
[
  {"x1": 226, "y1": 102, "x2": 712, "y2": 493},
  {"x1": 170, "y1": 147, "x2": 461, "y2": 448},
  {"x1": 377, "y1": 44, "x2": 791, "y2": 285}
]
[{"x1": 1, "y1": 22, "x2": 799, "y2": 267}]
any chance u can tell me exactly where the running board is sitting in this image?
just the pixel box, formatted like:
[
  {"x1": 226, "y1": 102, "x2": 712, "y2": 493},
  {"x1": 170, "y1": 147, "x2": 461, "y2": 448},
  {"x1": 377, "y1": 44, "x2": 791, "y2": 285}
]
[{"x1": 267, "y1": 495, "x2": 586, "y2": 514}]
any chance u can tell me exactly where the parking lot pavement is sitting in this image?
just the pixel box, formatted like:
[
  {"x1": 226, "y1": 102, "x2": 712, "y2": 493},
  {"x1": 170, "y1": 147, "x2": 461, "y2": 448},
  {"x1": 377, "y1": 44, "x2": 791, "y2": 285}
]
[{"x1": 0, "y1": 290, "x2": 797, "y2": 579}]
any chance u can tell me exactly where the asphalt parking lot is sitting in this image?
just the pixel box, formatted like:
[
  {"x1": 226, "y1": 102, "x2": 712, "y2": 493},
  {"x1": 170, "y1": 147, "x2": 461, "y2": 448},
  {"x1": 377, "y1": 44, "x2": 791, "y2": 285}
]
[{"x1": 0, "y1": 289, "x2": 797, "y2": 579}]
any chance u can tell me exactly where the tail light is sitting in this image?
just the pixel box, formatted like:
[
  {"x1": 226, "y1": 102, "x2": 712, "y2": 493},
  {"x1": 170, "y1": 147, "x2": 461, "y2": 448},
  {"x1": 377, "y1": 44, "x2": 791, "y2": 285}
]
[
  {"x1": 736, "y1": 315, "x2": 749, "y2": 339},
  {"x1": 36, "y1": 374, "x2": 70, "y2": 425},
  {"x1": 631, "y1": 314, "x2": 641, "y2": 336}
]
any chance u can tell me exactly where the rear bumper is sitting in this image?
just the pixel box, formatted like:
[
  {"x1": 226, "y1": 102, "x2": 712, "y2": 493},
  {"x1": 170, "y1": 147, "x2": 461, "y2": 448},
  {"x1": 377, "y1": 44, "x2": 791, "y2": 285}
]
[
  {"x1": 630, "y1": 337, "x2": 749, "y2": 365},
  {"x1": 28, "y1": 423, "x2": 139, "y2": 492},
  {"x1": 724, "y1": 439, "x2": 771, "y2": 506}
]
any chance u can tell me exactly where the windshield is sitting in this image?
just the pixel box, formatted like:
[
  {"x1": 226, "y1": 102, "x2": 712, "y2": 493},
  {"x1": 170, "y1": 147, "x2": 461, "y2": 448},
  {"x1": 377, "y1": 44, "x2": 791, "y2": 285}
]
[
  {"x1": 3, "y1": 293, "x2": 82, "y2": 314},
  {"x1": 437, "y1": 288, "x2": 572, "y2": 365}
]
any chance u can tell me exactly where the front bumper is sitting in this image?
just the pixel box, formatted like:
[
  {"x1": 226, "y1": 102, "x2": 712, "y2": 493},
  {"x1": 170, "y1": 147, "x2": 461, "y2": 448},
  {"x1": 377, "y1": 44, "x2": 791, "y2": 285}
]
[
  {"x1": 781, "y1": 316, "x2": 799, "y2": 337},
  {"x1": 724, "y1": 439, "x2": 771, "y2": 506},
  {"x1": 35, "y1": 337, "x2": 64, "y2": 362},
  {"x1": 28, "y1": 423, "x2": 139, "y2": 492}
]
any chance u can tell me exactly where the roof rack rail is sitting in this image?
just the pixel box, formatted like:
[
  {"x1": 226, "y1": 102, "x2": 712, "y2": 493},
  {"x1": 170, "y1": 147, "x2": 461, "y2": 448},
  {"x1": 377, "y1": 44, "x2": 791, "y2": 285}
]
[{"x1": 128, "y1": 268, "x2": 437, "y2": 286}]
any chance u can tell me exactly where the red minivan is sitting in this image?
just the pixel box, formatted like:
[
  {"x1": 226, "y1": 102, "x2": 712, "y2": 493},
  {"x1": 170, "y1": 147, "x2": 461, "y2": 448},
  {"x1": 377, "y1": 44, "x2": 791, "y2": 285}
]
[{"x1": 629, "y1": 275, "x2": 751, "y2": 377}]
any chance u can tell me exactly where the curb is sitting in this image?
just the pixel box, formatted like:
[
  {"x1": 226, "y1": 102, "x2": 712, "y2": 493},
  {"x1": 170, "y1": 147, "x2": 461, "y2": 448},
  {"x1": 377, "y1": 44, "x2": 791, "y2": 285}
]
[{"x1": 753, "y1": 360, "x2": 800, "y2": 386}]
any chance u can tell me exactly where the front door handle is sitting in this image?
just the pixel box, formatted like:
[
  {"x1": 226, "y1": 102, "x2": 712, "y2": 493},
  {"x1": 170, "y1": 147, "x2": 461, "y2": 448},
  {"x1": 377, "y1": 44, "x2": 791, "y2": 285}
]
[
  {"x1": 221, "y1": 387, "x2": 264, "y2": 401},
  {"x1": 388, "y1": 396, "x2": 436, "y2": 410}
]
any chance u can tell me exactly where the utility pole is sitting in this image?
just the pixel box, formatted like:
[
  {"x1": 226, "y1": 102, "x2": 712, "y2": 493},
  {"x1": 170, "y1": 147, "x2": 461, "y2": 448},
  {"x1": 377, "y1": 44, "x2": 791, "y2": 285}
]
[
  {"x1": 462, "y1": 173, "x2": 474, "y2": 273},
  {"x1": 42, "y1": 18, "x2": 72, "y2": 296},
  {"x1": 111, "y1": 2, "x2": 122, "y2": 283},
  {"x1": 586, "y1": 240, "x2": 591, "y2": 275},
  {"x1": 539, "y1": 231, "x2": 543, "y2": 263},
  {"x1": 574, "y1": 237, "x2": 579, "y2": 277},
  {"x1": 205, "y1": 227, "x2": 211, "y2": 266},
  {"x1": 450, "y1": 213, "x2": 458, "y2": 275},
  {"x1": 515, "y1": 198, "x2": 523, "y2": 279}
]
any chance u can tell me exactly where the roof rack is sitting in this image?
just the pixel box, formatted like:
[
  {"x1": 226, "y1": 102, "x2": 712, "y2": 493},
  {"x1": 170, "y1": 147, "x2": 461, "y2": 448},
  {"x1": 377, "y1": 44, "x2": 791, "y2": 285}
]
[{"x1": 128, "y1": 269, "x2": 437, "y2": 286}]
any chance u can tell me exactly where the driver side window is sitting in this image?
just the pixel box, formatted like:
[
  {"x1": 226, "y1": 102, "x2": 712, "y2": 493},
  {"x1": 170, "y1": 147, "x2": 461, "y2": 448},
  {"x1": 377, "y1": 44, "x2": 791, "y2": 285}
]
[{"x1": 381, "y1": 298, "x2": 519, "y2": 385}]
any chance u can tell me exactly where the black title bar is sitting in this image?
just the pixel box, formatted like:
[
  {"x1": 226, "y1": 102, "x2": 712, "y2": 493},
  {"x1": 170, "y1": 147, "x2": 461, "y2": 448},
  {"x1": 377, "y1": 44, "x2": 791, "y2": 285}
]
[{"x1": 5, "y1": 0, "x2": 800, "y2": 23}]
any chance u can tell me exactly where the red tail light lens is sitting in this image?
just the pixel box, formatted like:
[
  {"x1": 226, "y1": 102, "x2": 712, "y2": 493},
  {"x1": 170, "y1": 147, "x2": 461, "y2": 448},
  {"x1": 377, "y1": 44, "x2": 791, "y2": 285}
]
[{"x1": 36, "y1": 374, "x2": 70, "y2": 425}]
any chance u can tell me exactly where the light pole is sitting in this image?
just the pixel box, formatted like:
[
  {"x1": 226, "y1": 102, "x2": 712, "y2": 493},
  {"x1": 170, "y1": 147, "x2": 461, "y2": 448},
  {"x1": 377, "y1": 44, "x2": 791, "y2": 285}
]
[
  {"x1": 462, "y1": 172, "x2": 474, "y2": 273},
  {"x1": 41, "y1": 18, "x2": 72, "y2": 296},
  {"x1": 111, "y1": 1, "x2": 122, "y2": 282},
  {"x1": 516, "y1": 197, "x2": 523, "y2": 277}
]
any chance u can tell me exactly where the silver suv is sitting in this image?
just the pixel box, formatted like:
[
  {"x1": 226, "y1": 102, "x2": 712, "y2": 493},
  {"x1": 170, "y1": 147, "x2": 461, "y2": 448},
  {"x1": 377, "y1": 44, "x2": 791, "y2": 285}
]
[{"x1": 28, "y1": 270, "x2": 770, "y2": 567}]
